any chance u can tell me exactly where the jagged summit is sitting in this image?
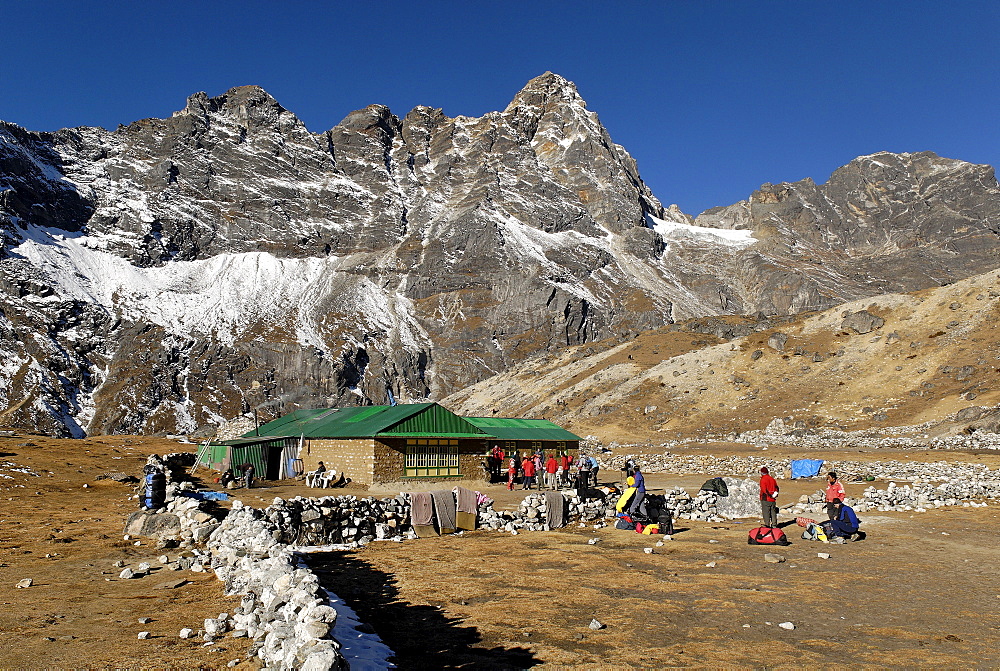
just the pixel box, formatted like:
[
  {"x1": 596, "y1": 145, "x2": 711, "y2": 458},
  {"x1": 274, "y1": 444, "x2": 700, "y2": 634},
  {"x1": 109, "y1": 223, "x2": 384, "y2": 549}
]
[
  {"x1": 173, "y1": 85, "x2": 293, "y2": 125},
  {"x1": 507, "y1": 71, "x2": 585, "y2": 110}
]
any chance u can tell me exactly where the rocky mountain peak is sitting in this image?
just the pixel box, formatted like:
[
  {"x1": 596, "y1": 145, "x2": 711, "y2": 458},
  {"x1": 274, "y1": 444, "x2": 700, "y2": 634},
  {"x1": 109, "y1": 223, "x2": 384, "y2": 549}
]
[
  {"x1": 506, "y1": 71, "x2": 584, "y2": 111},
  {"x1": 174, "y1": 85, "x2": 299, "y2": 133},
  {"x1": 333, "y1": 104, "x2": 400, "y2": 139}
]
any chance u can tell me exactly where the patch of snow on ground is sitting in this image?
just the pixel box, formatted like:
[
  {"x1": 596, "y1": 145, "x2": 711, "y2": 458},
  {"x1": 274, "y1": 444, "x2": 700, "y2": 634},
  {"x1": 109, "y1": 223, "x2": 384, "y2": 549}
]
[
  {"x1": 647, "y1": 214, "x2": 756, "y2": 246},
  {"x1": 295, "y1": 552, "x2": 396, "y2": 669}
]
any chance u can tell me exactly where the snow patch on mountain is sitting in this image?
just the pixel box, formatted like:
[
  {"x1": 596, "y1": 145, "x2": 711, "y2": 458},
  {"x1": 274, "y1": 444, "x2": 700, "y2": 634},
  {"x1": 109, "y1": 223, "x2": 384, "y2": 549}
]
[
  {"x1": 647, "y1": 214, "x2": 756, "y2": 246},
  {"x1": 9, "y1": 226, "x2": 424, "y2": 351}
]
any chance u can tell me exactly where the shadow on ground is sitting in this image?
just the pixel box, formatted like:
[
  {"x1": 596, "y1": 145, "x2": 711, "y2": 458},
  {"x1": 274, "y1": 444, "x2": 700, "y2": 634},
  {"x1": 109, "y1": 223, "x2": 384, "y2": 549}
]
[{"x1": 306, "y1": 551, "x2": 541, "y2": 670}]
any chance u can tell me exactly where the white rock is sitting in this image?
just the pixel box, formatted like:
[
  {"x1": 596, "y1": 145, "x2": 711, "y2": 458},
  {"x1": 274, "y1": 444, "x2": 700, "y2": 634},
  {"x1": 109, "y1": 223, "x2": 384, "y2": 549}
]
[
  {"x1": 179, "y1": 628, "x2": 194, "y2": 639},
  {"x1": 705, "y1": 561, "x2": 717, "y2": 568},
  {"x1": 817, "y1": 552, "x2": 831, "y2": 559},
  {"x1": 778, "y1": 622, "x2": 795, "y2": 630},
  {"x1": 138, "y1": 631, "x2": 150, "y2": 640},
  {"x1": 643, "y1": 548, "x2": 654, "y2": 554},
  {"x1": 16, "y1": 578, "x2": 32, "y2": 589}
]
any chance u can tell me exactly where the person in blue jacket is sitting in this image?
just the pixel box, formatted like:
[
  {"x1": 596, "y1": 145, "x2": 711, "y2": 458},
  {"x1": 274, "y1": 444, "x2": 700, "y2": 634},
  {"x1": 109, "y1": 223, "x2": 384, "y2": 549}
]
[
  {"x1": 628, "y1": 465, "x2": 647, "y2": 514},
  {"x1": 830, "y1": 498, "x2": 866, "y2": 541}
]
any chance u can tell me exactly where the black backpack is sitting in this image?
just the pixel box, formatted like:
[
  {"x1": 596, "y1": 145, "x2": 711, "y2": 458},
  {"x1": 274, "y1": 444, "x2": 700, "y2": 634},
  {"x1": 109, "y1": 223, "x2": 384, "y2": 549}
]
[
  {"x1": 700, "y1": 477, "x2": 729, "y2": 497},
  {"x1": 657, "y1": 509, "x2": 674, "y2": 535}
]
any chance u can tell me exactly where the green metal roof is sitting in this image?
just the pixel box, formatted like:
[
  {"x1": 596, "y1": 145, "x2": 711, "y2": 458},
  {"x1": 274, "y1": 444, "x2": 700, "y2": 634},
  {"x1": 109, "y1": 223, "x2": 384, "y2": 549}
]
[
  {"x1": 242, "y1": 408, "x2": 329, "y2": 437},
  {"x1": 216, "y1": 436, "x2": 293, "y2": 447},
  {"x1": 464, "y1": 417, "x2": 582, "y2": 441},
  {"x1": 247, "y1": 403, "x2": 490, "y2": 439}
]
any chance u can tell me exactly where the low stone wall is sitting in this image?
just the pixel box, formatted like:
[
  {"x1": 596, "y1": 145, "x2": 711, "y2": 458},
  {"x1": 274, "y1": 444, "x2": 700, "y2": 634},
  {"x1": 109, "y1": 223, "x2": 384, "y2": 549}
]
[
  {"x1": 261, "y1": 494, "x2": 411, "y2": 546},
  {"x1": 198, "y1": 488, "x2": 615, "y2": 668},
  {"x1": 231, "y1": 489, "x2": 614, "y2": 542},
  {"x1": 208, "y1": 501, "x2": 348, "y2": 670},
  {"x1": 600, "y1": 453, "x2": 999, "y2": 483},
  {"x1": 858, "y1": 478, "x2": 1000, "y2": 513},
  {"x1": 477, "y1": 491, "x2": 611, "y2": 532}
]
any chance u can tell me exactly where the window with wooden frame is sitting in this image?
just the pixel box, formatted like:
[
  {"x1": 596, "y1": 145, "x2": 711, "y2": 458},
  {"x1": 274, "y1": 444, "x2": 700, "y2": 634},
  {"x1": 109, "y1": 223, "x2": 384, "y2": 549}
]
[{"x1": 404, "y1": 438, "x2": 460, "y2": 477}]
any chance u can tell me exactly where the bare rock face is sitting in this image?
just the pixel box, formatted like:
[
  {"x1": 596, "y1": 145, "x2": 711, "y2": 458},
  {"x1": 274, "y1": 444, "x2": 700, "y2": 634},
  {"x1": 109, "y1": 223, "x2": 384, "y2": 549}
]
[
  {"x1": 1, "y1": 73, "x2": 1000, "y2": 436},
  {"x1": 694, "y1": 151, "x2": 1000, "y2": 315}
]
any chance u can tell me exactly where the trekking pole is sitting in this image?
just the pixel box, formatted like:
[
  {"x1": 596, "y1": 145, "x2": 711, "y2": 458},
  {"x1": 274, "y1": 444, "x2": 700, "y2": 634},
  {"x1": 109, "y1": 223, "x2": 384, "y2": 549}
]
[{"x1": 189, "y1": 439, "x2": 211, "y2": 475}]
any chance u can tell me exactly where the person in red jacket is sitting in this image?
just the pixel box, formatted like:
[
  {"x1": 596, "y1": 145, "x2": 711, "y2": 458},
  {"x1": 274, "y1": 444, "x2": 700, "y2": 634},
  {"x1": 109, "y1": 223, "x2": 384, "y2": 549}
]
[
  {"x1": 507, "y1": 456, "x2": 517, "y2": 491},
  {"x1": 559, "y1": 452, "x2": 572, "y2": 487},
  {"x1": 824, "y1": 471, "x2": 846, "y2": 520},
  {"x1": 759, "y1": 466, "x2": 779, "y2": 527},
  {"x1": 544, "y1": 454, "x2": 558, "y2": 490},
  {"x1": 521, "y1": 455, "x2": 536, "y2": 490}
]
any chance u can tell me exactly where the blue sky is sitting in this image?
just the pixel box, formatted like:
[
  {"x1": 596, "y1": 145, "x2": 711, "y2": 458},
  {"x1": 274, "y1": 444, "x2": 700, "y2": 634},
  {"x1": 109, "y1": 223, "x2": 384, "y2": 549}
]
[{"x1": 2, "y1": 1, "x2": 997, "y2": 215}]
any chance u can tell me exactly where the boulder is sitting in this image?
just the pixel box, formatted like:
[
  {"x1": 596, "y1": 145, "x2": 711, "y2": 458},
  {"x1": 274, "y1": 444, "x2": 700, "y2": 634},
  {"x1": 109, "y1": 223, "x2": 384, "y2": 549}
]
[
  {"x1": 841, "y1": 310, "x2": 884, "y2": 335},
  {"x1": 124, "y1": 511, "x2": 181, "y2": 538}
]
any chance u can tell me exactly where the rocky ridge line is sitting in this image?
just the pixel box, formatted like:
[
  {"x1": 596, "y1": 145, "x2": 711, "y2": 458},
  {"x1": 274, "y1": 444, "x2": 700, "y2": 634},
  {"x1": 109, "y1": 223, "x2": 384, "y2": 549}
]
[{"x1": 2, "y1": 74, "x2": 1000, "y2": 436}]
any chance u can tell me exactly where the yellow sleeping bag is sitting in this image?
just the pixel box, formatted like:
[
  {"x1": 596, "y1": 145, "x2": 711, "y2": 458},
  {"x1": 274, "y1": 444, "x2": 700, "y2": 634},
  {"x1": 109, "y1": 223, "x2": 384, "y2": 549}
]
[{"x1": 616, "y1": 486, "x2": 637, "y2": 513}]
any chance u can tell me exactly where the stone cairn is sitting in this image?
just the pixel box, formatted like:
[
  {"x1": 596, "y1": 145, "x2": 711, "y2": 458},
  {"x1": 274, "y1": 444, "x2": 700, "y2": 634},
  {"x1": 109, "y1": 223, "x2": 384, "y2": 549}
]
[
  {"x1": 124, "y1": 454, "x2": 223, "y2": 548},
  {"x1": 654, "y1": 478, "x2": 762, "y2": 522}
]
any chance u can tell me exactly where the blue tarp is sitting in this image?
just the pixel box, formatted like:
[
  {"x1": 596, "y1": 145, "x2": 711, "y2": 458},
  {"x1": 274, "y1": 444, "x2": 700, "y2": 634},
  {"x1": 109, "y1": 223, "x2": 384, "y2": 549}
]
[
  {"x1": 790, "y1": 459, "x2": 825, "y2": 479},
  {"x1": 181, "y1": 490, "x2": 229, "y2": 501}
]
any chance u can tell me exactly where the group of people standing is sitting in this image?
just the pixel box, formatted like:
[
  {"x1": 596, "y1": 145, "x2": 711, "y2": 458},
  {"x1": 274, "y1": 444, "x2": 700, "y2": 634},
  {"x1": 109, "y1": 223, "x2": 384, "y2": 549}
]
[
  {"x1": 490, "y1": 445, "x2": 599, "y2": 492},
  {"x1": 759, "y1": 467, "x2": 865, "y2": 540}
]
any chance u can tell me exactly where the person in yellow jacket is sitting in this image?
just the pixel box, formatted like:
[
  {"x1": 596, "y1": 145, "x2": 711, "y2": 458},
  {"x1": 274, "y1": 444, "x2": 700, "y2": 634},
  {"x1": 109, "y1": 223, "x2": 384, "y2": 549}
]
[{"x1": 616, "y1": 477, "x2": 638, "y2": 514}]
